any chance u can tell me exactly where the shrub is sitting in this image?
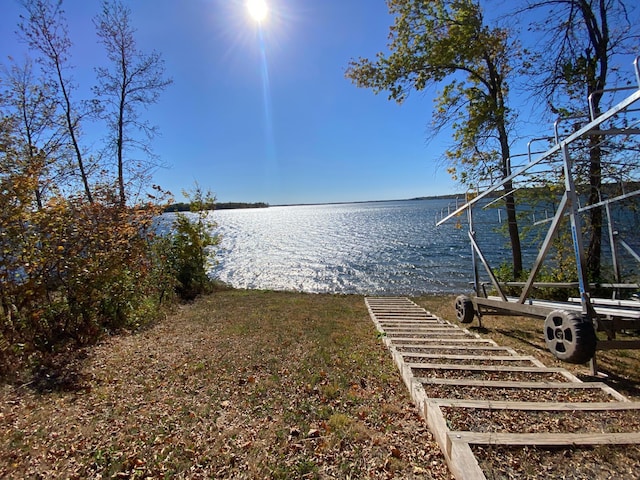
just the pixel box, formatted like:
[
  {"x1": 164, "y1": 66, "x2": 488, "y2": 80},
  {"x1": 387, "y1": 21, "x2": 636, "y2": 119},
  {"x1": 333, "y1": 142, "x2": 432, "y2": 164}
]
[
  {"x1": 166, "y1": 186, "x2": 220, "y2": 300},
  {"x1": 0, "y1": 150, "x2": 219, "y2": 376},
  {"x1": 0, "y1": 175, "x2": 174, "y2": 374}
]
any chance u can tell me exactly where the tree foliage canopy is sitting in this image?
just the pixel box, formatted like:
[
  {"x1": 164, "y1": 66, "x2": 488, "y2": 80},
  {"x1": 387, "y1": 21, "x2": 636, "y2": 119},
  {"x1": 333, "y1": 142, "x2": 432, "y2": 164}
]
[
  {"x1": 517, "y1": 0, "x2": 640, "y2": 280},
  {"x1": 346, "y1": 0, "x2": 517, "y2": 184},
  {"x1": 346, "y1": 0, "x2": 523, "y2": 275}
]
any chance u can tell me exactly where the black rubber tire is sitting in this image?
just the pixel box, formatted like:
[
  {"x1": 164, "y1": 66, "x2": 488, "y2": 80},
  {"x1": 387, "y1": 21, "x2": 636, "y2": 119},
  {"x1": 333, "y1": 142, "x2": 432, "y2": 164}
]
[
  {"x1": 544, "y1": 309, "x2": 597, "y2": 364},
  {"x1": 455, "y1": 295, "x2": 475, "y2": 324}
]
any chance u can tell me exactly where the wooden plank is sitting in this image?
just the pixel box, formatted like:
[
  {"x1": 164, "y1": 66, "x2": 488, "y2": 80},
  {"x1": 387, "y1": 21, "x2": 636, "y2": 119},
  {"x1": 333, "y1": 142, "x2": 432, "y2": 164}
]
[
  {"x1": 368, "y1": 305, "x2": 426, "y2": 310},
  {"x1": 380, "y1": 325, "x2": 446, "y2": 329},
  {"x1": 395, "y1": 345, "x2": 514, "y2": 352},
  {"x1": 366, "y1": 296, "x2": 413, "y2": 300},
  {"x1": 389, "y1": 334, "x2": 471, "y2": 339},
  {"x1": 416, "y1": 378, "x2": 629, "y2": 401},
  {"x1": 428, "y1": 399, "x2": 640, "y2": 411},
  {"x1": 448, "y1": 431, "x2": 640, "y2": 446},
  {"x1": 366, "y1": 296, "x2": 410, "y2": 299},
  {"x1": 377, "y1": 319, "x2": 442, "y2": 323},
  {"x1": 422, "y1": 395, "x2": 487, "y2": 480},
  {"x1": 376, "y1": 319, "x2": 441, "y2": 323},
  {"x1": 407, "y1": 363, "x2": 567, "y2": 373},
  {"x1": 381, "y1": 324, "x2": 456, "y2": 328},
  {"x1": 400, "y1": 353, "x2": 540, "y2": 362},
  {"x1": 383, "y1": 323, "x2": 460, "y2": 335},
  {"x1": 370, "y1": 313, "x2": 431, "y2": 317},
  {"x1": 448, "y1": 439, "x2": 487, "y2": 480},
  {"x1": 390, "y1": 338, "x2": 496, "y2": 344},
  {"x1": 386, "y1": 331, "x2": 469, "y2": 337},
  {"x1": 375, "y1": 318, "x2": 448, "y2": 327},
  {"x1": 370, "y1": 311, "x2": 430, "y2": 315},
  {"x1": 374, "y1": 318, "x2": 438, "y2": 323},
  {"x1": 417, "y1": 378, "x2": 584, "y2": 388}
]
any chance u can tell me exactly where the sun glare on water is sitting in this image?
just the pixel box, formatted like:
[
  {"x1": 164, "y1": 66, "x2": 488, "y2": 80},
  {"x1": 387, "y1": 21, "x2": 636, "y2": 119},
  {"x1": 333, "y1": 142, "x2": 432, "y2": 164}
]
[{"x1": 246, "y1": 0, "x2": 268, "y2": 23}]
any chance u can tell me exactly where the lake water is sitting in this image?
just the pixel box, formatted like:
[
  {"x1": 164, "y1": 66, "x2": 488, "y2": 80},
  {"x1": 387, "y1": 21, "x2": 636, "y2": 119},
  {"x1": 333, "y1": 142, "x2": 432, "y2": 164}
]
[
  {"x1": 205, "y1": 197, "x2": 640, "y2": 296},
  {"x1": 209, "y1": 199, "x2": 514, "y2": 296}
]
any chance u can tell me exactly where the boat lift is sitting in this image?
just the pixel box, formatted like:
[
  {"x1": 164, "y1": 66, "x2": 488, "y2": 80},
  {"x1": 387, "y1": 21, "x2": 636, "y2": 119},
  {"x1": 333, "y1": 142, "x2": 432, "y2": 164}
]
[{"x1": 437, "y1": 56, "x2": 640, "y2": 374}]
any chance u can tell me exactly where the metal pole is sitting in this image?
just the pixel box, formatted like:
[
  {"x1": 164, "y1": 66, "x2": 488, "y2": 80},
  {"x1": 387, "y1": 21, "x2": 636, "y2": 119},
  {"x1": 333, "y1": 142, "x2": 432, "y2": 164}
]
[
  {"x1": 560, "y1": 142, "x2": 591, "y2": 313},
  {"x1": 605, "y1": 202, "x2": 621, "y2": 299},
  {"x1": 467, "y1": 194, "x2": 480, "y2": 296}
]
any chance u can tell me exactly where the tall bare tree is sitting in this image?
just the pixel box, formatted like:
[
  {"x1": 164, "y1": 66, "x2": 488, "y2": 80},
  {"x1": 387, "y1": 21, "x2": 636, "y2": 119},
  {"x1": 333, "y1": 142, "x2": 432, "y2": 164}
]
[
  {"x1": 517, "y1": 0, "x2": 640, "y2": 280},
  {"x1": 93, "y1": 0, "x2": 172, "y2": 205},
  {"x1": 18, "y1": 0, "x2": 94, "y2": 203}
]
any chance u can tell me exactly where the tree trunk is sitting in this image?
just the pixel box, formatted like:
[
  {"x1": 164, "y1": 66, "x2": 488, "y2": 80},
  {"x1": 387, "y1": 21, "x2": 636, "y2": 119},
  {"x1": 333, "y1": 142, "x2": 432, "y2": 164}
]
[
  {"x1": 55, "y1": 59, "x2": 93, "y2": 203},
  {"x1": 117, "y1": 87, "x2": 126, "y2": 206},
  {"x1": 496, "y1": 115, "x2": 523, "y2": 278}
]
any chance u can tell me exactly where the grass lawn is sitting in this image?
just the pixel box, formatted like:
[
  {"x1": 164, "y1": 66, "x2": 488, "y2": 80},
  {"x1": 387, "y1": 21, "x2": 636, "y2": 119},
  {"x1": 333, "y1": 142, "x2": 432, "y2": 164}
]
[{"x1": 0, "y1": 290, "x2": 452, "y2": 479}]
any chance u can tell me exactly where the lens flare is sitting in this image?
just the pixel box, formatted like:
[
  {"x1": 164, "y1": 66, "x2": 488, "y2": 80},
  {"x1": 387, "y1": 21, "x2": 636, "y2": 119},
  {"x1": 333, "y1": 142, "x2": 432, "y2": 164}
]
[{"x1": 246, "y1": 0, "x2": 267, "y2": 22}]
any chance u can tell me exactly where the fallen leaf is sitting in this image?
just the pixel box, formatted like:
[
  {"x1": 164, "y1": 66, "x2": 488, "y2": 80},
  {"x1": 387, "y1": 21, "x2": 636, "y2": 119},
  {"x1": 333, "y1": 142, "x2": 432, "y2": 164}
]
[{"x1": 390, "y1": 446, "x2": 402, "y2": 458}]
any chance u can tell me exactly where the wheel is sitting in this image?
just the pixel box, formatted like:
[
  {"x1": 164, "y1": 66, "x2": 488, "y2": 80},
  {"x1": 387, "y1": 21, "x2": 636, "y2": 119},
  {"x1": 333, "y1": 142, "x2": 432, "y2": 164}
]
[
  {"x1": 544, "y1": 310, "x2": 596, "y2": 364},
  {"x1": 455, "y1": 295, "x2": 475, "y2": 324}
]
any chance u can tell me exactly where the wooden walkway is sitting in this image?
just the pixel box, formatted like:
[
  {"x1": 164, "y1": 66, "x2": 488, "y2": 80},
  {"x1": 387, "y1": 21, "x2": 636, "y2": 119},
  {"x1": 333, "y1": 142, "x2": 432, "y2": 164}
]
[{"x1": 366, "y1": 296, "x2": 640, "y2": 480}]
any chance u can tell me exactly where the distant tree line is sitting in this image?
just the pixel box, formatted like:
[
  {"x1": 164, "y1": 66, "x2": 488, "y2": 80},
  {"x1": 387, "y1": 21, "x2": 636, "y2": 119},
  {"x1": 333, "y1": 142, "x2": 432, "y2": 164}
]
[{"x1": 165, "y1": 201, "x2": 269, "y2": 212}]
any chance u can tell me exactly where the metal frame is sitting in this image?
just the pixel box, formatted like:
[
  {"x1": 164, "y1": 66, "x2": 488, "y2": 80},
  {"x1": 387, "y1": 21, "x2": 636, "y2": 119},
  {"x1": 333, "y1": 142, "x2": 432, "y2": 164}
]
[{"x1": 437, "y1": 56, "x2": 640, "y2": 373}]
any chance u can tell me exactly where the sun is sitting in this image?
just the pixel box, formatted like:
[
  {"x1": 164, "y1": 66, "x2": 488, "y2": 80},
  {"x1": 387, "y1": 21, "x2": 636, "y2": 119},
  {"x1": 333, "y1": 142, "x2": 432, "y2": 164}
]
[{"x1": 246, "y1": 0, "x2": 268, "y2": 23}]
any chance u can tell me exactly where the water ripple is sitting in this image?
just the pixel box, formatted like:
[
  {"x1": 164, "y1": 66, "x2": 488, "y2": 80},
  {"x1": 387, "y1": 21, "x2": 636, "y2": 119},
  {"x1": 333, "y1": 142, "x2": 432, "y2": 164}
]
[
  {"x1": 170, "y1": 196, "x2": 640, "y2": 296},
  {"x1": 209, "y1": 200, "x2": 484, "y2": 295}
]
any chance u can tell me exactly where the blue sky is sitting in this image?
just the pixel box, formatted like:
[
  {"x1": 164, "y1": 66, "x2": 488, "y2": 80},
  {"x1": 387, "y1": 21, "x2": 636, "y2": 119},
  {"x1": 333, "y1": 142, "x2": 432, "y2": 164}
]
[
  {"x1": 2, "y1": 1, "x2": 637, "y2": 205},
  {"x1": 1, "y1": 0, "x2": 462, "y2": 205}
]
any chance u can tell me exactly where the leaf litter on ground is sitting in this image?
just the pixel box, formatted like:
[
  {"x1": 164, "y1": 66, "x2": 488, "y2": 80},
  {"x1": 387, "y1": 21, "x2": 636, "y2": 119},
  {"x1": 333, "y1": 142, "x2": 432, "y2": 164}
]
[{"x1": 0, "y1": 290, "x2": 453, "y2": 479}]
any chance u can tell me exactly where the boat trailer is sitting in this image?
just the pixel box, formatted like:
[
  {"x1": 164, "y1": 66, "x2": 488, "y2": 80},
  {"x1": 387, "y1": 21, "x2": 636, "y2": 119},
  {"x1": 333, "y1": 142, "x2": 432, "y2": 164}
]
[{"x1": 437, "y1": 56, "x2": 640, "y2": 374}]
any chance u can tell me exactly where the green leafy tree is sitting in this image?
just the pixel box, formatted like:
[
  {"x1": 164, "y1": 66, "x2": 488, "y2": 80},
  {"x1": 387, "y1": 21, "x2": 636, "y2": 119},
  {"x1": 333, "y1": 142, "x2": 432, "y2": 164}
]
[{"x1": 345, "y1": 0, "x2": 523, "y2": 277}]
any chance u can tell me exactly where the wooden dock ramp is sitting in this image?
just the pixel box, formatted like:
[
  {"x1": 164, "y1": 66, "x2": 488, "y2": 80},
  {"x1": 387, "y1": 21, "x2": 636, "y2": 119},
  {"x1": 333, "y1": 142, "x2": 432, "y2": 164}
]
[{"x1": 366, "y1": 296, "x2": 640, "y2": 480}]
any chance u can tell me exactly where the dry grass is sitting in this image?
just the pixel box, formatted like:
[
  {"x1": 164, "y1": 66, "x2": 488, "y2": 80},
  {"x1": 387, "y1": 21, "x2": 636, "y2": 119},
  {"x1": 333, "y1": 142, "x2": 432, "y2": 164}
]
[
  {"x1": 4, "y1": 290, "x2": 639, "y2": 479},
  {"x1": 0, "y1": 290, "x2": 452, "y2": 479}
]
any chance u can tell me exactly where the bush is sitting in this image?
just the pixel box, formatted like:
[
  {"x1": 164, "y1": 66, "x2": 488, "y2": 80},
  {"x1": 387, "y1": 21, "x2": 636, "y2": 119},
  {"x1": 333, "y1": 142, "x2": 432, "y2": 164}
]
[
  {"x1": 0, "y1": 177, "x2": 175, "y2": 375},
  {"x1": 0, "y1": 157, "x2": 219, "y2": 376},
  {"x1": 166, "y1": 186, "x2": 220, "y2": 300}
]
